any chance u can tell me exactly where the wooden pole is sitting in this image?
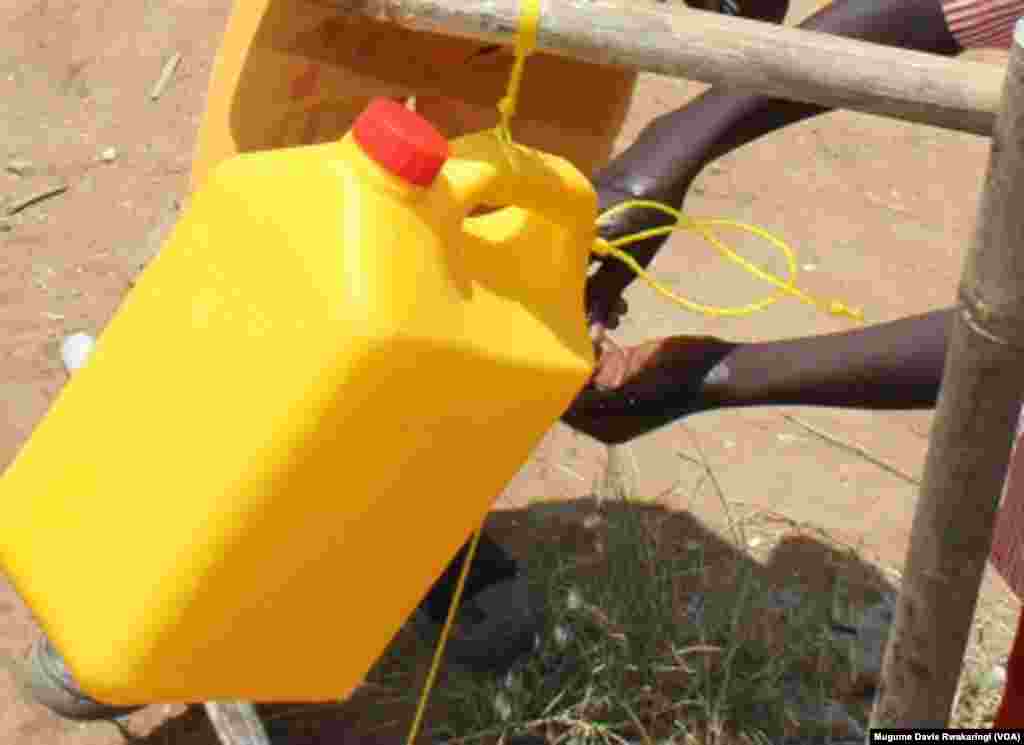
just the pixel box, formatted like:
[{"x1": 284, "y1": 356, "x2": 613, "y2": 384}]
[
  {"x1": 869, "y1": 19, "x2": 1024, "y2": 728},
  {"x1": 333, "y1": 0, "x2": 1004, "y2": 136},
  {"x1": 205, "y1": 702, "x2": 272, "y2": 745}
]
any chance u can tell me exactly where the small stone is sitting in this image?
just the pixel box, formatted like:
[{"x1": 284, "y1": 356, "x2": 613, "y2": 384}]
[
  {"x1": 99, "y1": 147, "x2": 118, "y2": 163},
  {"x1": 6, "y1": 159, "x2": 33, "y2": 177},
  {"x1": 986, "y1": 664, "x2": 1008, "y2": 689},
  {"x1": 0, "y1": 219, "x2": 11, "y2": 232},
  {"x1": 61, "y1": 332, "x2": 96, "y2": 373},
  {"x1": 748, "y1": 536, "x2": 763, "y2": 548}
]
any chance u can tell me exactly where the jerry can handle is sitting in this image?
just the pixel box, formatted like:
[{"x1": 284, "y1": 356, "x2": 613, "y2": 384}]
[{"x1": 442, "y1": 131, "x2": 598, "y2": 237}]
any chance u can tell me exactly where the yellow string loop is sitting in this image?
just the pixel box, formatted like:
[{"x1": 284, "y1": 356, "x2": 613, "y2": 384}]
[{"x1": 594, "y1": 200, "x2": 862, "y2": 321}]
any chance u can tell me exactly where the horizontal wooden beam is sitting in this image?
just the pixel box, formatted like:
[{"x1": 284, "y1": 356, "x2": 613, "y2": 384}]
[{"x1": 334, "y1": 0, "x2": 1004, "y2": 135}]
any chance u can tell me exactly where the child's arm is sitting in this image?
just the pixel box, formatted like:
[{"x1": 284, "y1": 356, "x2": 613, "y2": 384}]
[{"x1": 563, "y1": 309, "x2": 953, "y2": 444}]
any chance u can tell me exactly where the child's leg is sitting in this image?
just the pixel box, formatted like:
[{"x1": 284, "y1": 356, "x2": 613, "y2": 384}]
[
  {"x1": 419, "y1": 530, "x2": 520, "y2": 622},
  {"x1": 413, "y1": 530, "x2": 540, "y2": 675}
]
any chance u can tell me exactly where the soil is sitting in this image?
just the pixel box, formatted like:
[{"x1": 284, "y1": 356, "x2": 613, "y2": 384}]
[{"x1": 0, "y1": 0, "x2": 1018, "y2": 741}]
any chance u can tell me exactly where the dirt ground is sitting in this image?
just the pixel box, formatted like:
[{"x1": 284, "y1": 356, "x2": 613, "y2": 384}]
[{"x1": 1, "y1": 0, "x2": 1019, "y2": 741}]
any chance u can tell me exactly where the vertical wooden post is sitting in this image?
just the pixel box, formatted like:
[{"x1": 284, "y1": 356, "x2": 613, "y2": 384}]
[{"x1": 869, "y1": 19, "x2": 1024, "y2": 728}]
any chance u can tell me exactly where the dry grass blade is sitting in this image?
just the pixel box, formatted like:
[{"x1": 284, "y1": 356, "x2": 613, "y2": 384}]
[
  {"x1": 150, "y1": 52, "x2": 182, "y2": 101},
  {"x1": 682, "y1": 425, "x2": 745, "y2": 548},
  {"x1": 541, "y1": 686, "x2": 570, "y2": 717},
  {"x1": 582, "y1": 602, "x2": 628, "y2": 645},
  {"x1": 674, "y1": 644, "x2": 724, "y2": 658},
  {"x1": 6, "y1": 183, "x2": 67, "y2": 216},
  {"x1": 781, "y1": 414, "x2": 920, "y2": 485},
  {"x1": 556, "y1": 463, "x2": 586, "y2": 482},
  {"x1": 621, "y1": 699, "x2": 655, "y2": 745}
]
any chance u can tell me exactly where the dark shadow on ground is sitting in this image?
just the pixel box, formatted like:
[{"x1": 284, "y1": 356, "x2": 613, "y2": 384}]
[{"x1": 127, "y1": 496, "x2": 895, "y2": 744}]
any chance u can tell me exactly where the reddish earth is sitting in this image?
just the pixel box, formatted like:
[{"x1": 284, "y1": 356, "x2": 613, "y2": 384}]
[{"x1": 1, "y1": 0, "x2": 1017, "y2": 741}]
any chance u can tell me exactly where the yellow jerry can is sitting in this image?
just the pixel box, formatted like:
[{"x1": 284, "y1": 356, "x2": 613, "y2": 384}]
[{"x1": 0, "y1": 98, "x2": 596, "y2": 704}]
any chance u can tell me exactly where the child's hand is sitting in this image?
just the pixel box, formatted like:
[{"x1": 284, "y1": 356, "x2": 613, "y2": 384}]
[
  {"x1": 585, "y1": 178, "x2": 680, "y2": 339},
  {"x1": 563, "y1": 334, "x2": 736, "y2": 444}
]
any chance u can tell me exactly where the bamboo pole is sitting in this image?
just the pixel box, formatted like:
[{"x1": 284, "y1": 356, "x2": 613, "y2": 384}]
[
  {"x1": 333, "y1": 0, "x2": 1004, "y2": 136},
  {"x1": 869, "y1": 19, "x2": 1024, "y2": 728}
]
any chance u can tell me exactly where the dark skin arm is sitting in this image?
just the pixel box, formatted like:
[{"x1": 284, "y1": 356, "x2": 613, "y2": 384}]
[
  {"x1": 587, "y1": 0, "x2": 962, "y2": 327},
  {"x1": 711, "y1": 308, "x2": 951, "y2": 409},
  {"x1": 563, "y1": 308, "x2": 953, "y2": 444}
]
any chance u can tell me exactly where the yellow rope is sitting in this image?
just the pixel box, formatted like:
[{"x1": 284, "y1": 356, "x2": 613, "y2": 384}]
[
  {"x1": 404, "y1": 527, "x2": 486, "y2": 745},
  {"x1": 593, "y1": 200, "x2": 862, "y2": 320},
  {"x1": 496, "y1": 0, "x2": 540, "y2": 144}
]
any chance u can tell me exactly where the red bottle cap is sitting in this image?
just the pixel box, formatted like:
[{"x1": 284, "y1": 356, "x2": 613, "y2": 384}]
[{"x1": 352, "y1": 98, "x2": 450, "y2": 187}]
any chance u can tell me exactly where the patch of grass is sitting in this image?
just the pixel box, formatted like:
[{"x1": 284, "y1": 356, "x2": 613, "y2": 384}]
[
  {"x1": 952, "y1": 667, "x2": 1001, "y2": 729},
  {"x1": 356, "y1": 446, "x2": 1004, "y2": 744},
  {"x1": 365, "y1": 497, "x2": 864, "y2": 745},
  {"x1": 950, "y1": 614, "x2": 1004, "y2": 729}
]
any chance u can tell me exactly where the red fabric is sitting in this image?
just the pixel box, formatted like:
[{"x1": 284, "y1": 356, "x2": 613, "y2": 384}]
[
  {"x1": 995, "y1": 609, "x2": 1024, "y2": 726},
  {"x1": 991, "y1": 431, "x2": 1024, "y2": 596},
  {"x1": 992, "y1": 424, "x2": 1024, "y2": 725},
  {"x1": 941, "y1": 0, "x2": 1023, "y2": 48}
]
